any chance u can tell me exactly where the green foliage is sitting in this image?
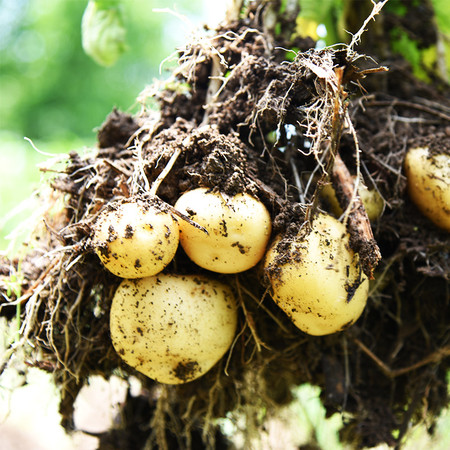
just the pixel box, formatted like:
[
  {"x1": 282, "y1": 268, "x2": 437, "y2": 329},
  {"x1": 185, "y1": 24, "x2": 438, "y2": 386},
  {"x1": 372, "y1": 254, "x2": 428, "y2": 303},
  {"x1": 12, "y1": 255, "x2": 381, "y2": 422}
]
[
  {"x1": 81, "y1": 0, "x2": 127, "y2": 67},
  {"x1": 431, "y1": 0, "x2": 450, "y2": 79},
  {"x1": 296, "y1": 0, "x2": 448, "y2": 81},
  {"x1": 0, "y1": 0, "x2": 205, "y2": 250},
  {"x1": 432, "y1": 0, "x2": 450, "y2": 34},
  {"x1": 386, "y1": 0, "x2": 449, "y2": 81},
  {"x1": 291, "y1": 384, "x2": 344, "y2": 449},
  {"x1": 297, "y1": 0, "x2": 344, "y2": 44},
  {"x1": 298, "y1": 0, "x2": 339, "y2": 22},
  {"x1": 0, "y1": 131, "x2": 64, "y2": 252},
  {"x1": 0, "y1": 0, "x2": 202, "y2": 144}
]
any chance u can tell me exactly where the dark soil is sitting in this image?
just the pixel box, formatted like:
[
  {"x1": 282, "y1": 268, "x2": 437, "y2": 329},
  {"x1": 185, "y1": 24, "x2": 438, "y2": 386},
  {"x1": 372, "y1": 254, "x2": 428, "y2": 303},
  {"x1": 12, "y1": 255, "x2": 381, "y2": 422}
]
[{"x1": 1, "y1": 2, "x2": 449, "y2": 449}]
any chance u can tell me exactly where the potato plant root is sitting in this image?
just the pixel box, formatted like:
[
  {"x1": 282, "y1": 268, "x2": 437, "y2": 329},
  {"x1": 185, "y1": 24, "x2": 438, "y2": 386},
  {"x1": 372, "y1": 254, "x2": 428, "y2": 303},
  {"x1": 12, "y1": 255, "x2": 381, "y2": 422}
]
[{"x1": 1, "y1": 2, "x2": 449, "y2": 448}]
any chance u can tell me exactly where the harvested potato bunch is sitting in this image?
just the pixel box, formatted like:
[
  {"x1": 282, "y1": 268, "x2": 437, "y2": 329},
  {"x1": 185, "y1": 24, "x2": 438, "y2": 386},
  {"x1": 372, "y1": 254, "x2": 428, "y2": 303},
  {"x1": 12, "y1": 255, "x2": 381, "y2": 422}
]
[
  {"x1": 110, "y1": 274, "x2": 238, "y2": 384},
  {"x1": 92, "y1": 199, "x2": 179, "y2": 278},
  {"x1": 264, "y1": 213, "x2": 369, "y2": 336},
  {"x1": 404, "y1": 146, "x2": 450, "y2": 232},
  {"x1": 174, "y1": 188, "x2": 272, "y2": 273}
]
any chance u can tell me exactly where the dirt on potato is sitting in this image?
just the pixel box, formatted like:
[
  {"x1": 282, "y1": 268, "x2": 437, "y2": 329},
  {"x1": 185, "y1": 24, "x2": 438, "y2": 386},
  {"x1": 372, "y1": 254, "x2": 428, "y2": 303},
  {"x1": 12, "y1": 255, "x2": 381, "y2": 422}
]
[{"x1": 1, "y1": 1, "x2": 449, "y2": 449}]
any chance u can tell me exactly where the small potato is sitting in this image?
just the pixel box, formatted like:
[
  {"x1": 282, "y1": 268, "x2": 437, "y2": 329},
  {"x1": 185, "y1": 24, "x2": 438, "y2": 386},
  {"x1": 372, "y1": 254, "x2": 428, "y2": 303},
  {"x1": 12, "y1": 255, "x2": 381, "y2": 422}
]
[
  {"x1": 93, "y1": 200, "x2": 179, "y2": 278},
  {"x1": 110, "y1": 274, "x2": 238, "y2": 384},
  {"x1": 264, "y1": 213, "x2": 368, "y2": 336},
  {"x1": 174, "y1": 188, "x2": 272, "y2": 273},
  {"x1": 359, "y1": 182, "x2": 385, "y2": 222},
  {"x1": 320, "y1": 182, "x2": 342, "y2": 217},
  {"x1": 404, "y1": 146, "x2": 450, "y2": 232},
  {"x1": 321, "y1": 179, "x2": 384, "y2": 222}
]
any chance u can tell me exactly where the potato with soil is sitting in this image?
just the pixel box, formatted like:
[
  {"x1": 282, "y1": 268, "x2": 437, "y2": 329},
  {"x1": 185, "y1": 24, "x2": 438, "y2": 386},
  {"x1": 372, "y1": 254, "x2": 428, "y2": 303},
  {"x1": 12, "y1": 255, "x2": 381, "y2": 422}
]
[
  {"x1": 110, "y1": 274, "x2": 238, "y2": 384},
  {"x1": 321, "y1": 179, "x2": 384, "y2": 222},
  {"x1": 92, "y1": 199, "x2": 179, "y2": 278},
  {"x1": 174, "y1": 188, "x2": 272, "y2": 273},
  {"x1": 404, "y1": 146, "x2": 450, "y2": 232},
  {"x1": 264, "y1": 213, "x2": 369, "y2": 336}
]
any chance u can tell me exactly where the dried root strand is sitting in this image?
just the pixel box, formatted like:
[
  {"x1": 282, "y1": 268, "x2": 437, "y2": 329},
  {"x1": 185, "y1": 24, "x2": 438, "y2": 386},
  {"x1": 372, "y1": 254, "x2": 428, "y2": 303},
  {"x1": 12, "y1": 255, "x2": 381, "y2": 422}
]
[{"x1": 352, "y1": 337, "x2": 450, "y2": 378}]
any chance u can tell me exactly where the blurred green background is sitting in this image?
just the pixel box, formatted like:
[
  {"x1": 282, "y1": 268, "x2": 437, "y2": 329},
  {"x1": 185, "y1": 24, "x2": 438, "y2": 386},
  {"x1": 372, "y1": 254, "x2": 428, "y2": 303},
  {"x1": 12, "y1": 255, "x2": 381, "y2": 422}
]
[{"x1": 0, "y1": 0, "x2": 225, "y2": 252}]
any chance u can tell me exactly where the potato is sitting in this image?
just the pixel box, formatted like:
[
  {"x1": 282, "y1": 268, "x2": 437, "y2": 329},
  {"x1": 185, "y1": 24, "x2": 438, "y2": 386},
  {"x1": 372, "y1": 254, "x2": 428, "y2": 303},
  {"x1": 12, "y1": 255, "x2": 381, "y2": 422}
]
[
  {"x1": 359, "y1": 182, "x2": 385, "y2": 222},
  {"x1": 174, "y1": 188, "x2": 272, "y2": 273},
  {"x1": 320, "y1": 182, "x2": 342, "y2": 217},
  {"x1": 404, "y1": 146, "x2": 450, "y2": 232},
  {"x1": 321, "y1": 179, "x2": 384, "y2": 222},
  {"x1": 264, "y1": 213, "x2": 368, "y2": 336},
  {"x1": 110, "y1": 274, "x2": 238, "y2": 384},
  {"x1": 92, "y1": 199, "x2": 179, "y2": 278}
]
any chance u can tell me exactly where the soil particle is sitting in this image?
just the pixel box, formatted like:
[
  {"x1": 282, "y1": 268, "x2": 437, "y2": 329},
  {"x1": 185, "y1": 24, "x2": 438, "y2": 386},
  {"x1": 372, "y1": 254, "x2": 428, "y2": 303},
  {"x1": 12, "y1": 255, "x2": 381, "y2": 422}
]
[
  {"x1": 173, "y1": 360, "x2": 200, "y2": 382},
  {"x1": 124, "y1": 225, "x2": 134, "y2": 239}
]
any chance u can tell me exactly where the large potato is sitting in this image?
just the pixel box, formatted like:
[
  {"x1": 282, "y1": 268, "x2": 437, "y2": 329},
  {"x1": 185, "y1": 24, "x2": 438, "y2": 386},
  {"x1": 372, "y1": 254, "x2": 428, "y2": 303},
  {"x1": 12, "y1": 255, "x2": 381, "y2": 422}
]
[
  {"x1": 174, "y1": 188, "x2": 272, "y2": 273},
  {"x1": 93, "y1": 199, "x2": 179, "y2": 278},
  {"x1": 404, "y1": 146, "x2": 450, "y2": 232},
  {"x1": 264, "y1": 213, "x2": 368, "y2": 336},
  {"x1": 110, "y1": 274, "x2": 238, "y2": 384}
]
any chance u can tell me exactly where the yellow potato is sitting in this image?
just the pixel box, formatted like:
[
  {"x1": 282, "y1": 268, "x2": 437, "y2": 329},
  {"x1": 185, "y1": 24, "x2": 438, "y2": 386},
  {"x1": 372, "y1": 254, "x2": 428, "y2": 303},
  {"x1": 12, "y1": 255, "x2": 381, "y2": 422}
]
[
  {"x1": 110, "y1": 274, "x2": 238, "y2": 384},
  {"x1": 264, "y1": 213, "x2": 368, "y2": 336},
  {"x1": 321, "y1": 179, "x2": 384, "y2": 222},
  {"x1": 320, "y1": 182, "x2": 342, "y2": 216},
  {"x1": 359, "y1": 182, "x2": 385, "y2": 222},
  {"x1": 174, "y1": 188, "x2": 272, "y2": 273},
  {"x1": 93, "y1": 200, "x2": 179, "y2": 278},
  {"x1": 404, "y1": 146, "x2": 450, "y2": 232}
]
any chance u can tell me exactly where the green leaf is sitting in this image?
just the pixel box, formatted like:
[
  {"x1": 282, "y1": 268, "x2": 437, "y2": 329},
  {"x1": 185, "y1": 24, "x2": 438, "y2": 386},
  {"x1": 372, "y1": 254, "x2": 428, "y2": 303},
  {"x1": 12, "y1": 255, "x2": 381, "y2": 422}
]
[
  {"x1": 81, "y1": 0, "x2": 127, "y2": 67},
  {"x1": 431, "y1": 0, "x2": 450, "y2": 33},
  {"x1": 431, "y1": 0, "x2": 450, "y2": 80}
]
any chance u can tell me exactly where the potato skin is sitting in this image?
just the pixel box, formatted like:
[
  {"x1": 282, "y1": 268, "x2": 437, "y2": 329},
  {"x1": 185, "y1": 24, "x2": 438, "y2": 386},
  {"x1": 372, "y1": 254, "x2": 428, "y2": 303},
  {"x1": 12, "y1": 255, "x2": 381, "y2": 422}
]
[
  {"x1": 264, "y1": 213, "x2": 368, "y2": 336},
  {"x1": 93, "y1": 200, "x2": 179, "y2": 278},
  {"x1": 404, "y1": 147, "x2": 450, "y2": 232},
  {"x1": 174, "y1": 188, "x2": 272, "y2": 273},
  {"x1": 110, "y1": 274, "x2": 238, "y2": 384}
]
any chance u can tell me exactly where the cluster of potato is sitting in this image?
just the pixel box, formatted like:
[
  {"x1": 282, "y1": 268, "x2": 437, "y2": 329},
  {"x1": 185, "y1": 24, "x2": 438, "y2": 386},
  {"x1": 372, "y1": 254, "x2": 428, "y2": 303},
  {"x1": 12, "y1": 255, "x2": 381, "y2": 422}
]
[
  {"x1": 92, "y1": 189, "x2": 272, "y2": 384},
  {"x1": 93, "y1": 188, "x2": 272, "y2": 279},
  {"x1": 93, "y1": 187, "x2": 372, "y2": 384}
]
